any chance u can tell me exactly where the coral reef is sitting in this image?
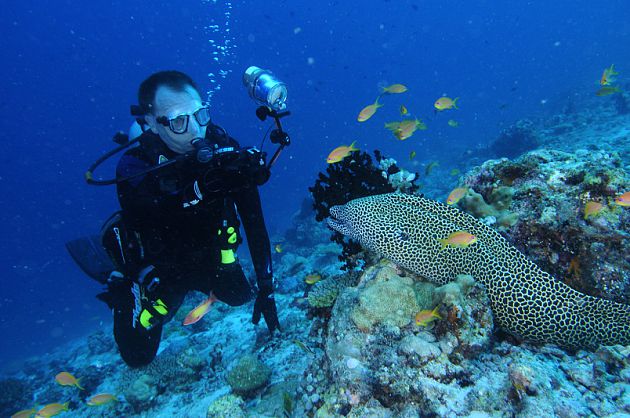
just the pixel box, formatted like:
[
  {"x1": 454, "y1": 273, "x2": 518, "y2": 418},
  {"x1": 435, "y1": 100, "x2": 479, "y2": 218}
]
[
  {"x1": 489, "y1": 119, "x2": 540, "y2": 159},
  {"x1": 350, "y1": 268, "x2": 420, "y2": 332},
  {"x1": 226, "y1": 354, "x2": 271, "y2": 396},
  {"x1": 314, "y1": 263, "x2": 630, "y2": 417},
  {"x1": 0, "y1": 378, "x2": 34, "y2": 416},
  {"x1": 206, "y1": 394, "x2": 246, "y2": 418},
  {"x1": 123, "y1": 374, "x2": 158, "y2": 412},
  {"x1": 307, "y1": 272, "x2": 359, "y2": 309},
  {"x1": 462, "y1": 148, "x2": 630, "y2": 303}
]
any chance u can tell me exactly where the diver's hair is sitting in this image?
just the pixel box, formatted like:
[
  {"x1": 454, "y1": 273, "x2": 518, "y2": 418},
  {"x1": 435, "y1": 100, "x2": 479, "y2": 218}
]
[{"x1": 138, "y1": 71, "x2": 201, "y2": 114}]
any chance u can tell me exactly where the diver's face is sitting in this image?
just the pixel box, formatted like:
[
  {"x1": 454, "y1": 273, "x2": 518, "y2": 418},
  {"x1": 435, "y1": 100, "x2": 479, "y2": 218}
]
[{"x1": 145, "y1": 85, "x2": 208, "y2": 154}]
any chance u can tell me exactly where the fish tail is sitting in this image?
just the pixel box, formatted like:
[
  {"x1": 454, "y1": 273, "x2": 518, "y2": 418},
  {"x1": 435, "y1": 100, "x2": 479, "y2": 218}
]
[
  {"x1": 453, "y1": 97, "x2": 460, "y2": 109},
  {"x1": 431, "y1": 306, "x2": 441, "y2": 319},
  {"x1": 349, "y1": 140, "x2": 358, "y2": 151},
  {"x1": 77, "y1": 379, "x2": 85, "y2": 390},
  {"x1": 438, "y1": 239, "x2": 447, "y2": 250},
  {"x1": 374, "y1": 96, "x2": 384, "y2": 107}
]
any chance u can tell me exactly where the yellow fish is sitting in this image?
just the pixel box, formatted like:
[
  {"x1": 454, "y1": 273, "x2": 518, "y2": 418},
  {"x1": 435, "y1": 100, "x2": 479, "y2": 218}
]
[
  {"x1": 400, "y1": 105, "x2": 408, "y2": 115},
  {"x1": 409, "y1": 150, "x2": 417, "y2": 160},
  {"x1": 434, "y1": 96, "x2": 459, "y2": 111},
  {"x1": 293, "y1": 339, "x2": 315, "y2": 354},
  {"x1": 447, "y1": 119, "x2": 459, "y2": 127},
  {"x1": 382, "y1": 83, "x2": 407, "y2": 94},
  {"x1": 415, "y1": 306, "x2": 441, "y2": 326},
  {"x1": 11, "y1": 409, "x2": 36, "y2": 418},
  {"x1": 357, "y1": 98, "x2": 383, "y2": 122},
  {"x1": 438, "y1": 231, "x2": 477, "y2": 250},
  {"x1": 600, "y1": 64, "x2": 618, "y2": 86},
  {"x1": 35, "y1": 402, "x2": 69, "y2": 417},
  {"x1": 446, "y1": 187, "x2": 468, "y2": 205},
  {"x1": 327, "y1": 141, "x2": 359, "y2": 163},
  {"x1": 274, "y1": 244, "x2": 283, "y2": 253},
  {"x1": 425, "y1": 161, "x2": 439, "y2": 175},
  {"x1": 87, "y1": 393, "x2": 118, "y2": 406},
  {"x1": 55, "y1": 371, "x2": 84, "y2": 390},
  {"x1": 583, "y1": 201, "x2": 603, "y2": 219},
  {"x1": 304, "y1": 273, "x2": 322, "y2": 285},
  {"x1": 614, "y1": 191, "x2": 630, "y2": 207},
  {"x1": 595, "y1": 86, "x2": 621, "y2": 96},
  {"x1": 394, "y1": 119, "x2": 427, "y2": 140},
  {"x1": 183, "y1": 292, "x2": 218, "y2": 325}
]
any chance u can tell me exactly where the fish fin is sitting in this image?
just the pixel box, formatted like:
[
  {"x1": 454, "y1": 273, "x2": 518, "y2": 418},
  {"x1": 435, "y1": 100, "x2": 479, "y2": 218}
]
[
  {"x1": 77, "y1": 379, "x2": 85, "y2": 390},
  {"x1": 432, "y1": 306, "x2": 442, "y2": 319},
  {"x1": 349, "y1": 140, "x2": 358, "y2": 151},
  {"x1": 438, "y1": 239, "x2": 447, "y2": 250},
  {"x1": 453, "y1": 97, "x2": 459, "y2": 109}
]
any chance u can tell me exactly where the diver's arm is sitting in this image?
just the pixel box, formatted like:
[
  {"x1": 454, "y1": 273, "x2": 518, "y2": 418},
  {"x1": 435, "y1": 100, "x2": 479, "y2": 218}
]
[{"x1": 116, "y1": 153, "x2": 203, "y2": 218}]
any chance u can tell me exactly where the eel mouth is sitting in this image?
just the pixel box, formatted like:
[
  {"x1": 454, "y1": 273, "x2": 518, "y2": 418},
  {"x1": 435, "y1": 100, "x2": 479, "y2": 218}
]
[{"x1": 327, "y1": 205, "x2": 345, "y2": 232}]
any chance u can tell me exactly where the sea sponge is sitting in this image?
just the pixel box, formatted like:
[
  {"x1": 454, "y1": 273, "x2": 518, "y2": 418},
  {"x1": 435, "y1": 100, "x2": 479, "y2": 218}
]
[
  {"x1": 351, "y1": 268, "x2": 420, "y2": 332},
  {"x1": 460, "y1": 188, "x2": 518, "y2": 228},
  {"x1": 226, "y1": 355, "x2": 271, "y2": 396}
]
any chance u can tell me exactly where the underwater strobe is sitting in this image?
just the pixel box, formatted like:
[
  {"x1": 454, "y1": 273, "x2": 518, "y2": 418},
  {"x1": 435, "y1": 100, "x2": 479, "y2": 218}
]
[{"x1": 243, "y1": 66, "x2": 291, "y2": 170}]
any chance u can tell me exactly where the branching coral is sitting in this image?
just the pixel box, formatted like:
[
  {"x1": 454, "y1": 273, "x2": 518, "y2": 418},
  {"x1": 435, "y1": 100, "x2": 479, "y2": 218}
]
[{"x1": 309, "y1": 150, "x2": 419, "y2": 269}]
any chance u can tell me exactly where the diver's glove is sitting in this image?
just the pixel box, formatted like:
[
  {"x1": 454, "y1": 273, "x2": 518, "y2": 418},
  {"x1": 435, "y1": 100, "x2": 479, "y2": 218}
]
[
  {"x1": 132, "y1": 266, "x2": 169, "y2": 331},
  {"x1": 252, "y1": 282, "x2": 280, "y2": 334}
]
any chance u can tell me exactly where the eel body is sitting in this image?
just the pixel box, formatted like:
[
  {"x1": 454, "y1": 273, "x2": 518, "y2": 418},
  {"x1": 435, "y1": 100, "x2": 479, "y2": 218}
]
[{"x1": 327, "y1": 193, "x2": 630, "y2": 350}]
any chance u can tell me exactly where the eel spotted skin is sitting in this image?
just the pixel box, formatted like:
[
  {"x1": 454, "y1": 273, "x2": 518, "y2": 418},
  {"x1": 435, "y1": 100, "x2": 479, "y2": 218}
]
[{"x1": 327, "y1": 193, "x2": 630, "y2": 350}]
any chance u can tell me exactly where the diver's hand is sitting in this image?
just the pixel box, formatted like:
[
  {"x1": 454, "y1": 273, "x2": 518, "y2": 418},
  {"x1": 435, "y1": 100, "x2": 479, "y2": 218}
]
[{"x1": 252, "y1": 287, "x2": 280, "y2": 334}]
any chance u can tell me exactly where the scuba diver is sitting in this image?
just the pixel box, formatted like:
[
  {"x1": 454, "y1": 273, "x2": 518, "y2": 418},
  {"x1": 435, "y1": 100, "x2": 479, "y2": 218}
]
[{"x1": 67, "y1": 69, "x2": 290, "y2": 367}]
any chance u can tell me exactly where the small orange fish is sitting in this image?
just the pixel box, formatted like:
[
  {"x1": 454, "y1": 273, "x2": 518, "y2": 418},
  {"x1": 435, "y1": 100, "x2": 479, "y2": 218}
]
[
  {"x1": 447, "y1": 119, "x2": 459, "y2": 127},
  {"x1": 415, "y1": 306, "x2": 441, "y2": 326},
  {"x1": 446, "y1": 187, "x2": 468, "y2": 205},
  {"x1": 400, "y1": 105, "x2": 408, "y2": 115},
  {"x1": 583, "y1": 201, "x2": 604, "y2": 219},
  {"x1": 87, "y1": 393, "x2": 118, "y2": 406},
  {"x1": 568, "y1": 257, "x2": 581, "y2": 277},
  {"x1": 600, "y1": 64, "x2": 618, "y2": 86},
  {"x1": 357, "y1": 98, "x2": 383, "y2": 122},
  {"x1": 11, "y1": 408, "x2": 36, "y2": 418},
  {"x1": 434, "y1": 96, "x2": 459, "y2": 111},
  {"x1": 304, "y1": 273, "x2": 322, "y2": 285},
  {"x1": 382, "y1": 83, "x2": 408, "y2": 94},
  {"x1": 614, "y1": 191, "x2": 630, "y2": 207},
  {"x1": 326, "y1": 140, "x2": 359, "y2": 163},
  {"x1": 274, "y1": 244, "x2": 283, "y2": 253},
  {"x1": 438, "y1": 231, "x2": 477, "y2": 250},
  {"x1": 55, "y1": 371, "x2": 84, "y2": 390},
  {"x1": 183, "y1": 292, "x2": 218, "y2": 326},
  {"x1": 35, "y1": 402, "x2": 69, "y2": 417}
]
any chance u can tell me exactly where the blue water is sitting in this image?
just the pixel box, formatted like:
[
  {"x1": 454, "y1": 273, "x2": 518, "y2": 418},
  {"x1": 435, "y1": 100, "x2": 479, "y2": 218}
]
[{"x1": 1, "y1": 0, "x2": 629, "y2": 366}]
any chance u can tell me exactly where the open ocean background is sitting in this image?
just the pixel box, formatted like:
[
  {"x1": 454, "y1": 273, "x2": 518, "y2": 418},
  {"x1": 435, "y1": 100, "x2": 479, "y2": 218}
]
[{"x1": 2, "y1": 0, "x2": 630, "y2": 368}]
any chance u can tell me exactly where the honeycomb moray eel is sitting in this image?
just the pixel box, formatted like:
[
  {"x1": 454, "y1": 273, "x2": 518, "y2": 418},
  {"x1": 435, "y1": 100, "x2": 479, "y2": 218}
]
[{"x1": 327, "y1": 192, "x2": 630, "y2": 350}]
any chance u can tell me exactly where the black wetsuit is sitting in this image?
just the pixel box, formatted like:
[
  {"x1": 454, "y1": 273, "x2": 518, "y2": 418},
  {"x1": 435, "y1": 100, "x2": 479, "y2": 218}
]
[{"x1": 108, "y1": 124, "x2": 272, "y2": 367}]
